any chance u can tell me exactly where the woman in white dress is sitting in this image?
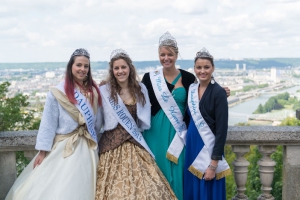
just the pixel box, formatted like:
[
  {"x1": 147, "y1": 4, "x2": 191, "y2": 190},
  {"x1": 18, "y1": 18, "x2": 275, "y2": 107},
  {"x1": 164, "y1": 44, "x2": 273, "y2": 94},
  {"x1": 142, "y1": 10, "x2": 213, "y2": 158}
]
[{"x1": 6, "y1": 48, "x2": 103, "y2": 200}]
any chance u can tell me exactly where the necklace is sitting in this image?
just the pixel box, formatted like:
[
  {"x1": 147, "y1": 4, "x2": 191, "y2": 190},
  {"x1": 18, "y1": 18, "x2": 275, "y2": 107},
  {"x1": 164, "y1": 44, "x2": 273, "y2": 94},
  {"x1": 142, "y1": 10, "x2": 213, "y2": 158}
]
[{"x1": 75, "y1": 81, "x2": 89, "y2": 97}]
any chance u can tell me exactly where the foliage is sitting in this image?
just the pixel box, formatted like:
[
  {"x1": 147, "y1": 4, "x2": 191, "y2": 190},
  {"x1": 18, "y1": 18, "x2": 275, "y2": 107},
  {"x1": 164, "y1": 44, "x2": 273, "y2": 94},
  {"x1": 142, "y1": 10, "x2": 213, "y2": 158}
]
[
  {"x1": 243, "y1": 84, "x2": 269, "y2": 92},
  {"x1": 253, "y1": 92, "x2": 296, "y2": 114},
  {"x1": 0, "y1": 82, "x2": 39, "y2": 131},
  {"x1": 242, "y1": 78, "x2": 254, "y2": 83},
  {"x1": 235, "y1": 122, "x2": 251, "y2": 126},
  {"x1": 245, "y1": 146, "x2": 262, "y2": 199},
  {"x1": 270, "y1": 146, "x2": 283, "y2": 199},
  {"x1": 225, "y1": 145, "x2": 237, "y2": 199},
  {"x1": 280, "y1": 116, "x2": 300, "y2": 126},
  {"x1": 16, "y1": 152, "x2": 30, "y2": 176},
  {"x1": 1, "y1": 81, "x2": 41, "y2": 175}
]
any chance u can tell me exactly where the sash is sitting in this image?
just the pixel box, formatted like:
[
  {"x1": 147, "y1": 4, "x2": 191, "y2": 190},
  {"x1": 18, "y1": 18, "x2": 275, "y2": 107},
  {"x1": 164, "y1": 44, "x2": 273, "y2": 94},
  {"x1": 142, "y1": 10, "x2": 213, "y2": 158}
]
[
  {"x1": 149, "y1": 69, "x2": 187, "y2": 164},
  {"x1": 187, "y1": 83, "x2": 231, "y2": 180},
  {"x1": 56, "y1": 82, "x2": 97, "y2": 143},
  {"x1": 99, "y1": 84, "x2": 155, "y2": 158}
]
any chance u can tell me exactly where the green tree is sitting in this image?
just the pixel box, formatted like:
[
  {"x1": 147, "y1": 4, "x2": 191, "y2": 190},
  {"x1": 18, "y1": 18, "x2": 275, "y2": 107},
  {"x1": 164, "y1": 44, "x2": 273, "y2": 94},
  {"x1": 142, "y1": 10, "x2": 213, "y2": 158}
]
[
  {"x1": 0, "y1": 82, "x2": 39, "y2": 131},
  {"x1": 1, "y1": 81, "x2": 41, "y2": 175},
  {"x1": 254, "y1": 104, "x2": 264, "y2": 114}
]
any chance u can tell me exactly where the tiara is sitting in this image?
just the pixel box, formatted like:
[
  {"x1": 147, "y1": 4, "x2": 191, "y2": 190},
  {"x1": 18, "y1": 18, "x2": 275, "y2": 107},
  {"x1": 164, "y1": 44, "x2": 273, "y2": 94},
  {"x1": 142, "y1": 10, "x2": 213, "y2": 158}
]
[
  {"x1": 159, "y1": 31, "x2": 177, "y2": 48},
  {"x1": 71, "y1": 48, "x2": 90, "y2": 58},
  {"x1": 110, "y1": 49, "x2": 130, "y2": 60},
  {"x1": 195, "y1": 47, "x2": 213, "y2": 60}
]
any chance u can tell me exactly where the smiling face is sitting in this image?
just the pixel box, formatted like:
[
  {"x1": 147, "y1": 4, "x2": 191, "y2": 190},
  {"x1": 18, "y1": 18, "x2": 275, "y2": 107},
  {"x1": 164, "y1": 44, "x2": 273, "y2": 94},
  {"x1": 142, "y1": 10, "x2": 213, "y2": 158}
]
[
  {"x1": 112, "y1": 58, "x2": 130, "y2": 85},
  {"x1": 159, "y1": 46, "x2": 177, "y2": 69},
  {"x1": 194, "y1": 58, "x2": 214, "y2": 84},
  {"x1": 71, "y1": 56, "x2": 89, "y2": 85}
]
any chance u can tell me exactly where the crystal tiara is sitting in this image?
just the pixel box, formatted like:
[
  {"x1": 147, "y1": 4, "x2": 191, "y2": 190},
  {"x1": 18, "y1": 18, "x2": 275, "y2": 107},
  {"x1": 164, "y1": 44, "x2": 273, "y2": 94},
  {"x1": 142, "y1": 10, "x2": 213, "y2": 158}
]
[
  {"x1": 110, "y1": 49, "x2": 130, "y2": 60},
  {"x1": 71, "y1": 48, "x2": 90, "y2": 58},
  {"x1": 195, "y1": 47, "x2": 213, "y2": 60},
  {"x1": 159, "y1": 31, "x2": 177, "y2": 48}
]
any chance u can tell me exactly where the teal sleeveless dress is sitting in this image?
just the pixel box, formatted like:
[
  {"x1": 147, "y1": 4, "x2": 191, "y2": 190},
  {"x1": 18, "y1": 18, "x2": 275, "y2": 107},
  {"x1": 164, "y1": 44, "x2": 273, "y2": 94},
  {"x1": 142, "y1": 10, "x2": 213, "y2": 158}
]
[{"x1": 143, "y1": 73, "x2": 186, "y2": 200}]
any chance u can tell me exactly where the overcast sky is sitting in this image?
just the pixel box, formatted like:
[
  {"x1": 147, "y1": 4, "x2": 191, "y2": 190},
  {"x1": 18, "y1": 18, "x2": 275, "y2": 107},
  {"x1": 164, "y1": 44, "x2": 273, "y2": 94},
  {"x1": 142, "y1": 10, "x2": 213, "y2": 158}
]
[{"x1": 0, "y1": 0, "x2": 299, "y2": 62}]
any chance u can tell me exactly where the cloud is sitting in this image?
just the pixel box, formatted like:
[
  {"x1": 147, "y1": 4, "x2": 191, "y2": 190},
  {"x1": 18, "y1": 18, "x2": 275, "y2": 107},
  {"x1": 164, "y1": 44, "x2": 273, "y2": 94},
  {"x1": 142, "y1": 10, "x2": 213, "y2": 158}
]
[{"x1": 0, "y1": 0, "x2": 299, "y2": 62}]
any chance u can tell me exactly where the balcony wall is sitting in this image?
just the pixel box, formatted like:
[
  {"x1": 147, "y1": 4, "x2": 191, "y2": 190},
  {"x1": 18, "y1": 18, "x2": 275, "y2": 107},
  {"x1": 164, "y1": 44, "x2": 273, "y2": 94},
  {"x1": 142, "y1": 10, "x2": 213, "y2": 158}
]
[{"x1": 1, "y1": 126, "x2": 300, "y2": 200}]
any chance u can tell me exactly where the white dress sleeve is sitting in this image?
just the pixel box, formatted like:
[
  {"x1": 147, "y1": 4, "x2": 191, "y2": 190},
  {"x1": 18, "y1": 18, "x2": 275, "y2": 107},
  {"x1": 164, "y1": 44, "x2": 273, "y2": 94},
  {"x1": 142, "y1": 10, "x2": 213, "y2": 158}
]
[{"x1": 35, "y1": 91, "x2": 59, "y2": 151}]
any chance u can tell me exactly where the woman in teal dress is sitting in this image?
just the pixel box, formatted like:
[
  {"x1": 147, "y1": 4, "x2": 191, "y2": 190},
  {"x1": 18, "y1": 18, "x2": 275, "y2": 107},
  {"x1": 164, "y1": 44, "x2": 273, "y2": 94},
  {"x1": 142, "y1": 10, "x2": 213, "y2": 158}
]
[{"x1": 142, "y1": 32, "x2": 196, "y2": 200}]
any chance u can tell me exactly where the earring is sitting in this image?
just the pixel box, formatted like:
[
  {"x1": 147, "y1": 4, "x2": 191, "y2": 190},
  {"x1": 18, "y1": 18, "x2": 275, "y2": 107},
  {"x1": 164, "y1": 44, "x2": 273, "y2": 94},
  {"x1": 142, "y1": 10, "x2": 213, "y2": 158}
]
[{"x1": 211, "y1": 75, "x2": 215, "y2": 84}]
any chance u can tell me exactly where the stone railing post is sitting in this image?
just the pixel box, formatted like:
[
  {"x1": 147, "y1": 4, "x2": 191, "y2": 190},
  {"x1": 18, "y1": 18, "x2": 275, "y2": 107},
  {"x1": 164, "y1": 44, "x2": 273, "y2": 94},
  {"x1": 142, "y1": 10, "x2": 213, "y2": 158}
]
[
  {"x1": 0, "y1": 152, "x2": 16, "y2": 200},
  {"x1": 282, "y1": 145, "x2": 300, "y2": 200},
  {"x1": 231, "y1": 145, "x2": 250, "y2": 200},
  {"x1": 257, "y1": 145, "x2": 276, "y2": 200}
]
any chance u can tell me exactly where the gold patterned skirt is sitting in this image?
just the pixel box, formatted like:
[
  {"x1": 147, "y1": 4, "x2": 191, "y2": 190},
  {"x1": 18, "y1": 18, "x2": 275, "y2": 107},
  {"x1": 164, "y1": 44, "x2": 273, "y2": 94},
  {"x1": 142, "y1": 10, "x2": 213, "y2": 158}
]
[{"x1": 95, "y1": 141, "x2": 177, "y2": 200}]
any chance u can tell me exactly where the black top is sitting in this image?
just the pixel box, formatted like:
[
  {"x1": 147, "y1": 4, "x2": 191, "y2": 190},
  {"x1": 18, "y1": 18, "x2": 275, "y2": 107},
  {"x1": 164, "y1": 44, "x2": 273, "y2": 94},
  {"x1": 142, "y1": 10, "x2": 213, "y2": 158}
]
[
  {"x1": 142, "y1": 69, "x2": 196, "y2": 122},
  {"x1": 197, "y1": 82, "x2": 228, "y2": 160}
]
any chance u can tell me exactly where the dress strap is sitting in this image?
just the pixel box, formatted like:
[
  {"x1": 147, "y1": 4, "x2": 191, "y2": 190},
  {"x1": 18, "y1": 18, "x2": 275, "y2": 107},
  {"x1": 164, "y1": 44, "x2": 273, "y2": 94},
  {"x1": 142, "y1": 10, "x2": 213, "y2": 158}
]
[{"x1": 171, "y1": 72, "x2": 182, "y2": 85}]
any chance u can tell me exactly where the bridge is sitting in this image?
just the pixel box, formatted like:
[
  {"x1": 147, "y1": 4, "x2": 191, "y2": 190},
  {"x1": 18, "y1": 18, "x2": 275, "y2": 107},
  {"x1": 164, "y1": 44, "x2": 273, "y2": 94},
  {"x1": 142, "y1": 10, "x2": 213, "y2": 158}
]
[{"x1": 229, "y1": 110, "x2": 295, "y2": 121}]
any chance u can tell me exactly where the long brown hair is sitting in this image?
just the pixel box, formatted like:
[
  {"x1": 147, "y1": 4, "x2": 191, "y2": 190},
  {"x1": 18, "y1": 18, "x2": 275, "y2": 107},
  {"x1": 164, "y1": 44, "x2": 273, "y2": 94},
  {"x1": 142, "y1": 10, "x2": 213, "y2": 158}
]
[
  {"x1": 64, "y1": 55, "x2": 102, "y2": 106},
  {"x1": 107, "y1": 55, "x2": 146, "y2": 106}
]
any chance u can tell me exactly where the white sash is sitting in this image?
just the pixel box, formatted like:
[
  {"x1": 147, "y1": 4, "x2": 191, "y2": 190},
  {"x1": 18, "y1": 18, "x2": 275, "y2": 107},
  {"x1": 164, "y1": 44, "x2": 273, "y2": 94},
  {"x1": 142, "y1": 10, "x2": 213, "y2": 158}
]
[
  {"x1": 149, "y1": 69, "x2": 187, "y2": 164},
  {"x1": 99, "y1": 84, "x2": 155, "y2": 158},
  {"x1": 56, "y1": 82, "x2": 97, "y2": 142},
  {"x1": 187, "y1": 83, "x2": 231, "y2": 180}
]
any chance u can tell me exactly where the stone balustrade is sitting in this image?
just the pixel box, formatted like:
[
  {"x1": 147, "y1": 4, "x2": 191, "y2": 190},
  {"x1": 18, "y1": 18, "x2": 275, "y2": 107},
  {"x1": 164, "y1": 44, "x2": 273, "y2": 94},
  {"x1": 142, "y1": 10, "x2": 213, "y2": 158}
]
[{"x1": 1, "y1": 126, "x2": 300, "y2": 200}]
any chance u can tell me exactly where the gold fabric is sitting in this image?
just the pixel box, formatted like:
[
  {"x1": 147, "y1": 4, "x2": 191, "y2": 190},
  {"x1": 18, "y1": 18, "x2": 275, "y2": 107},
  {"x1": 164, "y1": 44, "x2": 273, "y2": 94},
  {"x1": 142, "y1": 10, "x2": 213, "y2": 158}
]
[
  {"x1": 188, "y1": 165, "x2": 232, "y2": 180},
  {"x1": 50, "y1": 87, "x2": 98, "y2": 158},
  {"x1": 95, "y1": 141, "x2": 177, "y2": 200}
]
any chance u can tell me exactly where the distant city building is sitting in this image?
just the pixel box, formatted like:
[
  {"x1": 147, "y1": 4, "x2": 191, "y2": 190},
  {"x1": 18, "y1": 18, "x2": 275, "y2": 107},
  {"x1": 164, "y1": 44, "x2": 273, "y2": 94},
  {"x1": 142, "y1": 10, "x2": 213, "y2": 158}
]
[
  {"x1": 45, "y1": 72, "x2": 55, "y2": 78},
  {"x1": 236, "y1": 64, "x2": 239, "y2": 71},
  {"x1": 243, "y1": 64, "x2": 246, "y2": 71},
  {"x1": 271, "y1": 68, "x2": 277, "y2": 83}
]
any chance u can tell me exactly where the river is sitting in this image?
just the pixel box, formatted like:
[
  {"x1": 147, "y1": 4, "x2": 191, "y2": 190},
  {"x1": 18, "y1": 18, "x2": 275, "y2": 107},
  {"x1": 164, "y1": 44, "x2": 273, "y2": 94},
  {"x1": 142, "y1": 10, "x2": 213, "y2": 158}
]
[{"x1": 228, "y1": 86, "x2": 300, "y2": 125}]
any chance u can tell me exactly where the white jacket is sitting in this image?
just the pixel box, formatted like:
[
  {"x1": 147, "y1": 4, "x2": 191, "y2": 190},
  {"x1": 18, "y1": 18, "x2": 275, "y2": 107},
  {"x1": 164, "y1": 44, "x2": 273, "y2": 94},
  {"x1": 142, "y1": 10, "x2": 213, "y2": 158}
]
[{"x1": 100, "y1": 83, "x2": 151, "y2": 131}]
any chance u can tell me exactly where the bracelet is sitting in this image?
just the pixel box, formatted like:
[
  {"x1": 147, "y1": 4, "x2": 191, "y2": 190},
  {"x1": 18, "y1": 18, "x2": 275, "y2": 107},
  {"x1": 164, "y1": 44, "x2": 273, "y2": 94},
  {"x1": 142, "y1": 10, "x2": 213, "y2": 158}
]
[{"x1": 208, "y1": 164, "x2": 217, "y2": 171}]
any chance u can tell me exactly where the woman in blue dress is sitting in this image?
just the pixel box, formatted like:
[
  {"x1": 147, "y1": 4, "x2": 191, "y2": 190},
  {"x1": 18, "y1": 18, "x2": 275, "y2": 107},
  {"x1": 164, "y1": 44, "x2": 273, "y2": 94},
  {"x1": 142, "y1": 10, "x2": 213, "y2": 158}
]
[{"x1": 184, "y1": 48, "x2": 231, "y2": 200}]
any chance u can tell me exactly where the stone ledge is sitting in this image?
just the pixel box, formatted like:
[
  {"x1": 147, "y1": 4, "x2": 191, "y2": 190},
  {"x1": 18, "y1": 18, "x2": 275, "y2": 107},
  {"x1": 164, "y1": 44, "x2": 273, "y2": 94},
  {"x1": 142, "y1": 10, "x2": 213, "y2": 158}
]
[
  {"x1": 1, "y1": 127, "x2": 300, "y2": 151},
  {"x1": 227, "y1": 126, "x2": 300, "y2": 145},
  {"x1": 0, "y1": 130, "x2": 37, "y2": 151}
]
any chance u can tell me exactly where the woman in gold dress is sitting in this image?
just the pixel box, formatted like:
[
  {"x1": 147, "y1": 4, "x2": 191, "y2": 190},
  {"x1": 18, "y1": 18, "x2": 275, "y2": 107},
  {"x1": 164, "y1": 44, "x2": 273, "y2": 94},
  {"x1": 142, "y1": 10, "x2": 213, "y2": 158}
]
[{"x1": 95, "y1": 49, "x2": 177, "y2": 200}]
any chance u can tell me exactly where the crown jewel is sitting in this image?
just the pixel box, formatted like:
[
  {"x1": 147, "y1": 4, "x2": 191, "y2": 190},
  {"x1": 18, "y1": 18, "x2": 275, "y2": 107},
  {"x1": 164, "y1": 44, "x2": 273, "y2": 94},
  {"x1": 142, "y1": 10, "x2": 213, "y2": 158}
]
[
  {"x1": 159, "y1": 31, "x2": 177, "y2": 48},
  {"x1": 195, "y1": 47, "x2": 213, "y2": 60},
  {"x1": 110, "y1": 49, "x2": 130, "y2": 60},
  {"x1": 71, "y1": 48, "x2": 90, "y2": 58}
]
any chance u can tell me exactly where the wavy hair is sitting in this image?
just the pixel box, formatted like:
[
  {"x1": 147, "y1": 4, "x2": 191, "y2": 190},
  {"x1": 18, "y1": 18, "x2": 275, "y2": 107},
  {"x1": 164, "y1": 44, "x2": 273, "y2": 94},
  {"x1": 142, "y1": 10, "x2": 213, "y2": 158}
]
[
  {"x1": 107, "y1": 55, "x2": 146, "y2": 106},
  {"x1": 64, "y1": 55, "x2": 102, "y2": 106}
]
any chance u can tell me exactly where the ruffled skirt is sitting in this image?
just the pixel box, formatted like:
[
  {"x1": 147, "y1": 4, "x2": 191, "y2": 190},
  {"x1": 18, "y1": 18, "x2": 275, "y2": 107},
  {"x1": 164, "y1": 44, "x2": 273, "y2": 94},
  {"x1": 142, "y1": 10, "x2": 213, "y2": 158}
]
[
  {"x1": 6, "y1": 136, "x2": 98, "y2": 200},
  {"x1": 95, "y1": 141, "x2": 177, "y2": 200}
]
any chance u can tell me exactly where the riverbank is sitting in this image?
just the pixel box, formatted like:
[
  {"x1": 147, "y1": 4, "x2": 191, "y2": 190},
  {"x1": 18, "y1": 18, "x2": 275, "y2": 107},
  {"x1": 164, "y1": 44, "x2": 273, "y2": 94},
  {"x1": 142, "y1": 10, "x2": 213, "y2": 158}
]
[{"x1": 229, "y1": 85, "x2": 300, "y2": 126}]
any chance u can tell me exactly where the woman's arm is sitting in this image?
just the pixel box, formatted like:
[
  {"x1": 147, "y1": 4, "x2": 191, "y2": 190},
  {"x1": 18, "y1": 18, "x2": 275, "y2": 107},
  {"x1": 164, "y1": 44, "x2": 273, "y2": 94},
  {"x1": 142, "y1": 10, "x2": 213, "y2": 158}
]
[
  {"x1": 34, "y1": 91, "x2": 59, "y2": 168},
  {"x1": 212, "y1": 87, "x2": 228, "y2": 160},
  {"x1": 204, "y1": 87, "x2": 228, "y2": 180}
]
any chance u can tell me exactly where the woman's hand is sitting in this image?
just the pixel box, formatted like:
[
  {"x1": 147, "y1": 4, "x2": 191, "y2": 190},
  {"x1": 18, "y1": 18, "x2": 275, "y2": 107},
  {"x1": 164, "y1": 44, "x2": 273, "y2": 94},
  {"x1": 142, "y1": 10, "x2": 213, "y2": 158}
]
[
  {"x1": 223, "y1": 87, "x2": 230, "y2": 97},
  {"x1": 204, "y1": 160, "x2": 218, "y2": 181},
  {"x1": 99, "y1": 80, "x2": 107, "y2": 86},
  {"x1": 33, "y1": 151, "x2": 47, "y2": 169},
  {"x1": 203, "y1": 168, "x2": 216, "y2": 181}
]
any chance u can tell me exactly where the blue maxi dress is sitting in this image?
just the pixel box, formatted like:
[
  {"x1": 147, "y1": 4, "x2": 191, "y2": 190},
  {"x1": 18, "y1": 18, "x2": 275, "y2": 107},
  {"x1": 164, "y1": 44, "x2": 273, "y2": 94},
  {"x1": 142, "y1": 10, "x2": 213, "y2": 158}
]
[{"x1": 184, "y1": 108, "x2": 226, "y2": 200}]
